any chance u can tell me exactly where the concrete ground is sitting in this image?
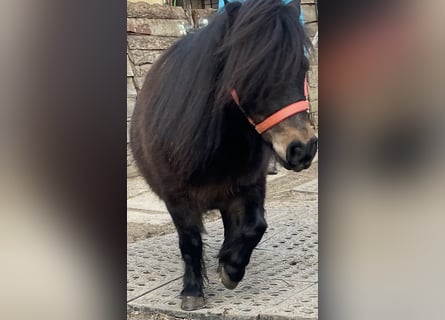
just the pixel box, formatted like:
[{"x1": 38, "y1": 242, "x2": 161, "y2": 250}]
[{"x1": 127, "y1": 154, "x2": 318, "y2": 320}]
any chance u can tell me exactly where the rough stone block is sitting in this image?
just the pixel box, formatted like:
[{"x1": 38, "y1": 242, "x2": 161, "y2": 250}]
[
  {"x1": 128, "y1": 0, "x2": 164, "y2": 5},
  {"x1": 309, "y1": 86, "x2": 318, "y2": 102},
  {"x1": 305, "y1": 21, "x2": 318, "y2": 39},
  {"x1": 127, "y1": 55, "x2": 134, "y2": 76},
  {"x1": 310, "y1": 110, "x2": 318, "y2": 129},
  {"x1": 302, "y1": 4, "x2": 317, "y2": 23},
  {"x1": 127, "y1": 78, "x2": 137, "y2": 98},
  {"x1": 127, "y1": 121, "x2": 131, "y2": 143},
  {"x1": 128, "y1": 2, "x2": 187, "y2": 19},
  {"x1": 309, "y1": 100, "x2": 318, "y2": 113},
  {"x1": 127, "y1": 35, "x2": 179, "y2": 50},
  {"x1": 127, "y1": 144, "x2": 140, "y2": 178},
  {"x1": 133, "y1": 63, "x2": 152, "y2": 78},
  {"x1": 129, "y1": 49, "x2": 163, "y2": 65},
  {"x1": 308, "y1": 65, "x2": 318, "y2": 88},
  {"x1": 308, "y1": 46, "x2": 318, "y2": 65},
  {"x1": 127, "y1": 97, "x2": 136, "y2": 119},
  {"x1": 134, "y1": 76, "x2": 146, "y2": 90},
  {"x1": 127, "y1": 18, "x2": 189, "y2": 37}
]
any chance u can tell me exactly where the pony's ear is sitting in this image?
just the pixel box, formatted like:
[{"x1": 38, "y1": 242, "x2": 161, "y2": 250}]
[{"x1": 225, "y1": 1, "x2": 242, "y2": 27}]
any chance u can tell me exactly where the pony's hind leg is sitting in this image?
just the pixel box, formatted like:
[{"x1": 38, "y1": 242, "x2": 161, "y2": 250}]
[
  {"x1": 218, "y1": 181, "x2": 268, "y2": 289},
  {"x1": 166, "y1": 203, "x2": 206, "y2": 311}
]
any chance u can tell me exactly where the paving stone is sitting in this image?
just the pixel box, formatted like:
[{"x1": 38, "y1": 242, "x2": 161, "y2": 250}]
[
  {"x1": 292, "y1": 179, "x2": 318, "y2": 193},
  {"x1": 127, "y1": 210, "x2": 173, "y2": 225},
  {"x1": 266, "y1": 169, "x2": 289, "y2": 183},
  {"x1": 127, "y1": 190, "x2": 168, "y2": 213},
  {"x1": 127, "y1": 194, "x2": 318, "y2": 319}
]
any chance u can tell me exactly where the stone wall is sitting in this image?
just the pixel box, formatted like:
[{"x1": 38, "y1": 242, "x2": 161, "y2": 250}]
[
  {"x1": 302, "y1": 0, "x2": 318, "y2": 128},
  {"x1": 127, "y1": 3, "x2": 201, "y2": 177},
  {"x1": 128, "y1": 0, "x2": 166, "y2": 5},
  {"x1": 127, "y1": 2, "x2": 318, "y2": 177}
]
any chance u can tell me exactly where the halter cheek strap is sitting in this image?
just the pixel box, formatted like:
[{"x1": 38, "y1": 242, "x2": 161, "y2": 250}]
[{"x1": 231, "y1": 77, "x2": 310, "y2": 134}]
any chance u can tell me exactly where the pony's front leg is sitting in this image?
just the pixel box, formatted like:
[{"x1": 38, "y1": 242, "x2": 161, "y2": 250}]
[
  {"x1": 166, "y1": 204, "x2": 205, "y2": 311},
  {"x1": 218, "y1": 182, "x2": 268, "y2": 289}
]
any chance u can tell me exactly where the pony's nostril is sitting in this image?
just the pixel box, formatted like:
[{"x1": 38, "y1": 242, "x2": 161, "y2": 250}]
[
  {"x1": 290, "y1": 146, "x2": 303, "y2": 157},
  {"x1": 286, "y1": 142, "x2": 304, "y2": 165},
  {"x1": 286, "y1": 138, "x2": 317, "y2": 167}
]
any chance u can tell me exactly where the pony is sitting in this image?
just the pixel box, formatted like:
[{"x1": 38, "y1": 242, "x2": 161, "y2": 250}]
[{"x1": 130, "y1": 0, "x2": 317, "y2": 311}]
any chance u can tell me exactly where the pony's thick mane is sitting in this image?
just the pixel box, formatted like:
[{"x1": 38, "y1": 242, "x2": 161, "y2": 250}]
[
  {"x1": 136, "y1": 0, "x2": 310, "y2": 178},
  {"x1": 216, "y1": 0, "x2": 311, "y2": 106}
]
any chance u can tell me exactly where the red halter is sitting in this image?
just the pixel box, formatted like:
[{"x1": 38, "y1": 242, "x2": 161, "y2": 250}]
[{"x1": 231, "y1": 77, "x2": 309, "y2": 134}]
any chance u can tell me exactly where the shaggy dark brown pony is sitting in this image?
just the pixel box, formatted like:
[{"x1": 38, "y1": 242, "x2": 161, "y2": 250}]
[{"x1": 130, "y1": 0, "x2": 317, "y2": 310}]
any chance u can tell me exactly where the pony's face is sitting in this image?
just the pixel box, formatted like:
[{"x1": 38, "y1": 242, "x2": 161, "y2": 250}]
[
  {"x1": 263, "y1": 112, "x2": 317, "y2": 172},
  {"x1": 218, "y1": 0, "x2": 316, "y2": 171},
  {"x1": 259, "y1": 85, "x2": 318, "y2": 172}
]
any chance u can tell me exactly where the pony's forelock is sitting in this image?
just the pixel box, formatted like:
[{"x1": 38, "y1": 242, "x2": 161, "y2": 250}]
[{"x1": 216, "y1": 0, "x2": 311, "y2": 106}]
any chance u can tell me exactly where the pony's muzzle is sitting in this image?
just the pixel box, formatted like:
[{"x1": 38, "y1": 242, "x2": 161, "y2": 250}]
[{"x1": 286, "y1": 136, "x2": 318, "y2": 171}]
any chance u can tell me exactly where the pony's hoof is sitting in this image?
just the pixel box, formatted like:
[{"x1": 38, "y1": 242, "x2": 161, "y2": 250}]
[
  {"x1": 181, "y1": 295, "x2": 205, "y2": 311},
  {"x1": 218, "y1": 265, "x2": 239, "y2": 290}
]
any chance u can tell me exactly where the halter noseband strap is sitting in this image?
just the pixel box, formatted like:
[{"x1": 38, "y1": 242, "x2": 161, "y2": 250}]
[{"x1": 231, "y1": 77, "x2": 310, "y2": 134}]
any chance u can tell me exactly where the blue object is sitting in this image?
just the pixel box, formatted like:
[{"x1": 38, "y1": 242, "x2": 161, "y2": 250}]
[{"x1": 217, "y1": 0, "x2": 304, "y2": 25}]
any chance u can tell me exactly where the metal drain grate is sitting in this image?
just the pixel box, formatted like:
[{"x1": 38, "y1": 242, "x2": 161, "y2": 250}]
[{"x1": 127, "y1": 194, "x2": 318, "y2": 319}]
